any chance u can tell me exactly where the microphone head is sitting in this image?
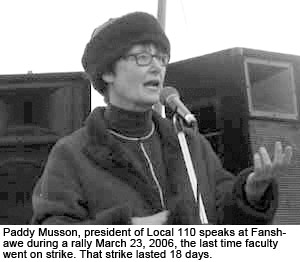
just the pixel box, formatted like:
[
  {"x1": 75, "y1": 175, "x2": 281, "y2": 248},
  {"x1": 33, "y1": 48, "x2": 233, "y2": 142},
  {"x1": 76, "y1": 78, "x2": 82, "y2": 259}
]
[{"x1": 159, "y1": 86, "x2": 180, "y2": 106}]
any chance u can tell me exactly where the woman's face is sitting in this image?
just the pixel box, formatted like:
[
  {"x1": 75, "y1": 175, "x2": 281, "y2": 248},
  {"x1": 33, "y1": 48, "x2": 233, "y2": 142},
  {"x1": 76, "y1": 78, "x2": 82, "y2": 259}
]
[{"x1": 103, "y1": 43, "x2": 168, "y2": 111}]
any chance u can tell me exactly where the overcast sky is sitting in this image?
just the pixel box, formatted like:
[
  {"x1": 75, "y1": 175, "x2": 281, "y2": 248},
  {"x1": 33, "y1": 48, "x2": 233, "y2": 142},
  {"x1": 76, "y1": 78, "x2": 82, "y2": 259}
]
[{"x1": 1, "y1": 0, "x2": 300, "y2": 108}]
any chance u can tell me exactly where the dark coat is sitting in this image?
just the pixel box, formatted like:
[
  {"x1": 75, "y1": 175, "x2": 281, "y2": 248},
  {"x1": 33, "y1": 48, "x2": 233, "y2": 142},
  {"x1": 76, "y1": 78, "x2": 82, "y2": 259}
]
[{"x1": 31, "y1": 107, "x2": 278, "y2": 224}]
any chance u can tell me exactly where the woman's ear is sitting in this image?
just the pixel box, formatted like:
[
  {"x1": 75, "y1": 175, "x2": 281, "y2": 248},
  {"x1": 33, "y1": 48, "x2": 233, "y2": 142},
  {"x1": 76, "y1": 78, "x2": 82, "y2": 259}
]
[{"x1": 102, "y1": 72, "x2": 114, "y2": 84}]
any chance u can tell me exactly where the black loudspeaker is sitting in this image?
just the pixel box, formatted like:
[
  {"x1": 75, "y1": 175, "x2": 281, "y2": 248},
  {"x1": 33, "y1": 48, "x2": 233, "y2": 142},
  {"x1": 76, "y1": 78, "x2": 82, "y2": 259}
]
[
  {"x1": 0, "y1": 72, "x2": 90, "y2": 224},
  {"x1": 165, "y1": 47, "x2": 300, "y2": 224}
]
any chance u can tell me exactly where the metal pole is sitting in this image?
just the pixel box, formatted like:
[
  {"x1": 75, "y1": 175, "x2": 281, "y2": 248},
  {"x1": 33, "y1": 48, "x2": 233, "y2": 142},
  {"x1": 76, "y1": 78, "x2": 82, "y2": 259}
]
[
  {"x1": 173, "y1": 114, "x2": 208, "y2": 224},
  {"x1": 153, "y1": 0, "x2": 167, "y2": 117},
  {"x1": 157, "y1": 0, "x2": 166, "y2": 30}
]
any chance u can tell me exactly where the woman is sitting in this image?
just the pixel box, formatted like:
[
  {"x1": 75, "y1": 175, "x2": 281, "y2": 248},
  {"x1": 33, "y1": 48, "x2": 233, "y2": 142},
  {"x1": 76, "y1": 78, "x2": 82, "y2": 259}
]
[{"x1": 31, "y1": 12, "x2": 292, "y2": 225}]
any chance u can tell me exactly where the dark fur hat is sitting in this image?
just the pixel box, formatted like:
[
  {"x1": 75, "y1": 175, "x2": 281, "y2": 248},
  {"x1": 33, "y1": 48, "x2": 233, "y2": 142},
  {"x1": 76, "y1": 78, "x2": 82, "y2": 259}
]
[{"x1": 81, "y1": 12, "x2": 170, "y2": 95}]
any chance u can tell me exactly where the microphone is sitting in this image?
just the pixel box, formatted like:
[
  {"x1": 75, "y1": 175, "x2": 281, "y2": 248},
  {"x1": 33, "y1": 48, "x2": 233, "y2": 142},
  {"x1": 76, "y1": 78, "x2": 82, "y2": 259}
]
[{"x1": 159, "y1": 86, "x2": 197, "y2": 126}]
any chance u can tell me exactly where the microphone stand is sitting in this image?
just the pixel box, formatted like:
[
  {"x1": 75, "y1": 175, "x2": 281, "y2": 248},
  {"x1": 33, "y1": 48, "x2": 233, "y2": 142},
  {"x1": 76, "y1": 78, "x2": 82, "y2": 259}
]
[{"x1": 172, "y1": 113, "x2": 208, "y2": 224}]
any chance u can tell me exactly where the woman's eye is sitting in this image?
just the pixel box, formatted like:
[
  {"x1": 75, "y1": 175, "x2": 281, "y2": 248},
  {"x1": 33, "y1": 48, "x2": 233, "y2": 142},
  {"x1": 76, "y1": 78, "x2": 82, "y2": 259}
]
[{"x1": 139, "y1": 54, "x2": 149, "y2": 60}]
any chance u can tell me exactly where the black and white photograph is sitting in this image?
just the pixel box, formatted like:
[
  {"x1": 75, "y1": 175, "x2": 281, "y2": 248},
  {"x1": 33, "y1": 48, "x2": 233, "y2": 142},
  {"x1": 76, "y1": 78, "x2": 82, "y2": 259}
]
[{"x1": 0, "y1": 0, "x2": 299, "y2": 227}]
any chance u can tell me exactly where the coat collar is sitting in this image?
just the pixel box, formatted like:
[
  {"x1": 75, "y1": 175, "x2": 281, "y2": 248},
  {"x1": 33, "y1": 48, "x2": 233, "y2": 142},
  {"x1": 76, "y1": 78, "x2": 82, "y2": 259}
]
[
  {"x1": 83, "y1": 106, "x2": 180, "y2": 159},
  {"x1": 83, "y1": 107, "x2": 201, "y2": 223}
]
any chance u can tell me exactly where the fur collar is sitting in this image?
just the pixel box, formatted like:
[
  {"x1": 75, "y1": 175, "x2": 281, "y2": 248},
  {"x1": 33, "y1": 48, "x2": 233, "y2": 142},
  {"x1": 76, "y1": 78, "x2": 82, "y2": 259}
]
[{"x1": 83, "y1": 107, "x2": 201, "y2": 223}]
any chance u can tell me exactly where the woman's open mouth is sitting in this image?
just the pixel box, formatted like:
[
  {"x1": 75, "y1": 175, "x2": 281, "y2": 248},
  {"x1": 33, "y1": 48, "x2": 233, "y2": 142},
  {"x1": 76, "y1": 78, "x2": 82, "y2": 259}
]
[{"x1": 143, "y1": 80, "x2": 160, "y2": 90}]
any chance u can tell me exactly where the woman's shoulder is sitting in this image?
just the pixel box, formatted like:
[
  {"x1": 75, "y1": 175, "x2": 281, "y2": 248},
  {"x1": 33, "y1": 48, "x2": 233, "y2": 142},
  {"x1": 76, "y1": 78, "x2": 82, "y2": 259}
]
[{"x1": 50, "y1": 127, "x2": 89, "y2": 156}]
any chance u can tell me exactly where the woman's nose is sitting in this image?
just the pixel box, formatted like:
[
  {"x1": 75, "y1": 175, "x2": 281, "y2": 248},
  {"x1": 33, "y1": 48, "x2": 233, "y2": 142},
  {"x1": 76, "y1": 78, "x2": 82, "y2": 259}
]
[{"x1": 149, "y1": 57, "x2": 164, "y2": 72}]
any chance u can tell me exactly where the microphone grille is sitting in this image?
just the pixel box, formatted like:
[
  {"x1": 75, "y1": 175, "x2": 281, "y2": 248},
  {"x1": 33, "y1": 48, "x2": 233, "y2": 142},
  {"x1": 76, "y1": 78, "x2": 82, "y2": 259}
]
[{"x1": 159, "y1": 86, "x2": 180, "y2": 105}]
